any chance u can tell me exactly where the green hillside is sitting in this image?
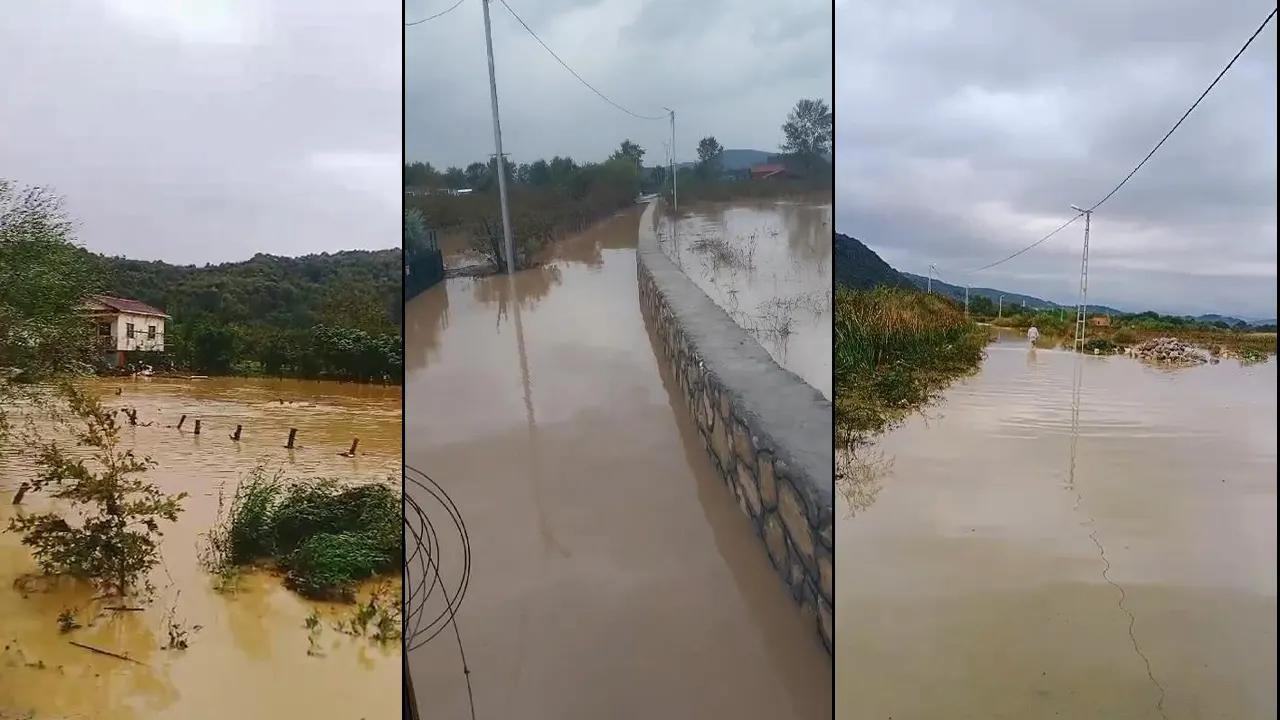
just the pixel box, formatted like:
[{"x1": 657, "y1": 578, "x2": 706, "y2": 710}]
[
  {"x1": 833, "y1": 233, "x2": 913, "y2": 290},
  {"x1": 86, "y1": 249, "x2": 402, "y2": 381}
]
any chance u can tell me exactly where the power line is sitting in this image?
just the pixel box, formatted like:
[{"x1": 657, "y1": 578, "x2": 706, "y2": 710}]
[
  {"x1": 406, "y1": 0, "x2": 466, "y2": 26},
  {"x1": 967, "y1": 213, "x2": 1082, "y2": 273},
  {"x1": 496, "y1": 0, "x2": 667, "y2": 121},
  {"x1": 962, "y1": 6, "x2": 1275, "y2": 274},
  {"x1": 1088, "y1": 6, "x2": 1277, "y2": 212}
]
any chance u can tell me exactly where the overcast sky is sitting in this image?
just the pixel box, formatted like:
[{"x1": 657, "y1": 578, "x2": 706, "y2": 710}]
[
  {"x1": 837, "y1": 0, "x2": 1277, "y2": 319},
  {"x1": 0, "y1": 1, "x2": 400, "y2": 265},
  {"x1": 406, "y1": 0, "x2": 831, "y2": 170}
]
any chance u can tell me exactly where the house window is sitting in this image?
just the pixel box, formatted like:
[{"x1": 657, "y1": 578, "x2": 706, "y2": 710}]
[
  {"x1": 97, "y1": 322, "x2": 111, "y2": 336},
  {"x1": 126, "y1": 323, "x2": 135, "y2": 339},
  {"x1": 148, "y1": 325, "x2": 156, "y2": 340}
]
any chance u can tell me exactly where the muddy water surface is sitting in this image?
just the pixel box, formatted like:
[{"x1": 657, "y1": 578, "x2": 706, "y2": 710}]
[
  {"x1": 0, "y1": 377, "x2": 400, "y2": 720},
  {"x1": 658, "y1": 199, "x2": 832, "y2": 398},
  {"x1": 837, "y1": 330, "x2": 1277, "y2": 719},
  {"x1": 406, "y1": 208, "x2": 832, "y2": 719}
]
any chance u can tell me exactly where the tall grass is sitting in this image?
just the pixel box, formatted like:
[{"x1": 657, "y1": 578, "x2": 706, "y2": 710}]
[
  {"x1": 202, "y1": 469, "x2": 400, "y2": 601},
  {"x1": 835, "y1": 287, "x2": 988, "y2": 443}
]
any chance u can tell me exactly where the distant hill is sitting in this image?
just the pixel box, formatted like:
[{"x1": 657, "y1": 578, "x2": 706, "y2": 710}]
[
  {"x1": 833, "y1": 233, "x2": 913, "y2": 290},
  {"x1": 1190, "y1": 314, "x2": 1274, "y2": 328},
  {"x1": 835, "y1": 231, "x2": 1275, "y2": 326},
  {"x1": 900, "y1": 272, "x2": 1127, "y2": 317},
  {"x1": 719, "y1": 149, "x2": 773, "y2": 170}
]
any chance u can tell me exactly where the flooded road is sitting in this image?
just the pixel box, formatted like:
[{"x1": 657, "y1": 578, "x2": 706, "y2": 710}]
[
  {"x1": 0, "y1": 377, "x2": 400, "y2": 720},
  {"x1": 837, "y1": 329, "x2": 1277, "y2": 719},
  {"x1": 658, "y1": 199, "x2": 832, "y2": 398},
  {"x1": 406, "y1": 208, "x2": 832, "y2": 719}
]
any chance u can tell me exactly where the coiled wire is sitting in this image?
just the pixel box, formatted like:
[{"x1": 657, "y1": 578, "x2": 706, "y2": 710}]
[{"x1": 404, "y1": 464, "x2": 475, "y2": 719}]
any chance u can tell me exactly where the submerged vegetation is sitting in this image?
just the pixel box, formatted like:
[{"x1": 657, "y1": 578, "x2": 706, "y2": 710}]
[
  {"x1": 834, "y1": 287, "x2": 988, "y2": 445},
  {"x1": 6, "y1": 385, "x2": 186, "y2": 599},
  {"x1": 202, "y1": 469, "x2": 400, "y2": 601}
]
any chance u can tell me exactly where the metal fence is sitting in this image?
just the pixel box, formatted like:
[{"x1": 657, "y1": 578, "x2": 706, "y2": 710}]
[{"x1": 406, "y1": 228, "x2": 445, "y2": 298}]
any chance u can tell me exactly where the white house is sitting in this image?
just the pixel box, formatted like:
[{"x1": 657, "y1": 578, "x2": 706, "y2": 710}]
[{"x1": 82, "y1": 294, "x2": 170, "y2": 368}]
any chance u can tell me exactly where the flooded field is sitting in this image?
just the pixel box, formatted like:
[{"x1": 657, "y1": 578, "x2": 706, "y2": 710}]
[
  {"x1": 657, "y1": 199, "x2": 832, "y2": 398},
  {"x1": 0, "y1": 377, "x2": 401, "y2": 720},
  {"x1": 837, "y1": 329, "x2": 1277, "y2": 719},
  {"x1": 406, "y1": 208, "x2": 832, "y2": 719}
]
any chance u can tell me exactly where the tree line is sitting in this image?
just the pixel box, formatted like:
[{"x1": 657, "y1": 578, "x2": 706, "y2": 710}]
[
  {"x1": 405, "y1": 146, "x2": 647, "y2": 271},
  {"x1": 404, "y1": 97, "x2": 832, "y2": 197},
  {"x1": 91, "y1": 250, "x2": 403, "y2": 381},
  {"x1": 403, "y1": 98, "x2": 832, "y2": 270},
  {"x1": 1, "y1": 179, "x2": 402, "y2": 384}
]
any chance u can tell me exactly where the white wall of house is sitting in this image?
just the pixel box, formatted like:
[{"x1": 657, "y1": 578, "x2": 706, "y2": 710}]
[{"x1": 99, "y1": 312, "x2": 165, "y2": 352}]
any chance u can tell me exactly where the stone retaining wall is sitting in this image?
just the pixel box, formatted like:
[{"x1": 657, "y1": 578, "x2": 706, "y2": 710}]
[{"x1": 636, "y1": 202, "x2": 834, "y2": 654}]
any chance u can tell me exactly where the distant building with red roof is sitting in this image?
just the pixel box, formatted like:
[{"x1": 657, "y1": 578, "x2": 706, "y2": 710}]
[
  {"x1": 749, "y1": 163, "x2": 794, "y2": 180},
  {"x1": 81, "y1": 294, "x2": 170, "y2": 368}
]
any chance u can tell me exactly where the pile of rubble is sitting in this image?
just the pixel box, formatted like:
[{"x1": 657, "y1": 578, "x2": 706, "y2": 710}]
[{"x1": 1130, "y1": 337, "x2": 1208, "y2": 365}]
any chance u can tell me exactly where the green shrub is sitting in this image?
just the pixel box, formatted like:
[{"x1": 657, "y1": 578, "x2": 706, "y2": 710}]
[
  {"x1": 203, "y1": 469, "x2": 399, "y2": 600},
  {"x1": 285, "y1": 532, "x2": 394, "y2": 600},
  {"x1": 1083, "y1": 337, "x2": 1117, "y2": 353}
]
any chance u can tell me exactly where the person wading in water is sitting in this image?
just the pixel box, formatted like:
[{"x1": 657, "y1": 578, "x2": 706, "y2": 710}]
[{"x1": 1027, "y1": 325, "x2": 1040, "y2": 345}]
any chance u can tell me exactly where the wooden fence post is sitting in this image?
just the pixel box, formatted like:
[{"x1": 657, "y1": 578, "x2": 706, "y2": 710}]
[
  {"x1": 286, "y1": 428, "x2": 297, "y2": 449},
  {"x1": 193, "y1": 419, "x2": 201, "y2": 435},
  {"x1": 231, "y1": 424, "x2": 242, "y2": 441}
]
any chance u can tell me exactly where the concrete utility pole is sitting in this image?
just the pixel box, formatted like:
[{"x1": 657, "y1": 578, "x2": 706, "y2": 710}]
[
  {"x1": 663, "y1": 107, "x2": 677, "y2": 213},
  {"x1": 998, "y1": 294, "x2": 1004, "y2": 319},
  {"x1": 482, "y1": 0, "x2": 516, "y2": 274},
  {"x1": 964, "y1": 285, "x2": 969, "y2": 315},
  {"x1": 928, "y1": 264, "x2": 937, "y2": 293},
  {"x1": 1070, "y1": 204, "x2": 1093, "y2": 352}
]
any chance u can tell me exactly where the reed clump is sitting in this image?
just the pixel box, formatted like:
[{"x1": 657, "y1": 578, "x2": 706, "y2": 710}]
[{"x1": 202, "y1": 469, "x2": 400, "y2": 601}]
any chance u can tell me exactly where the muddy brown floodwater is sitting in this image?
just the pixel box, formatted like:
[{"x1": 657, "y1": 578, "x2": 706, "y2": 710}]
[
  {"x1": 838, "y1": 328, "x2": 1277, "y2": 719},
  {"x1": 406, "y1": 207, "x2": 832, "y2": 719},
  {"x1": 657, "y1": 199, "x2": 832, "y2": 398},
  {"x1": 0, "y1": 377, "x2": 401, "y2": 720}
]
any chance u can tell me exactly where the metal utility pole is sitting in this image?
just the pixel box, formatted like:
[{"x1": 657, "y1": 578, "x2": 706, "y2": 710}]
[
  {"x1": 1070, "y1": 205, "x2": 1093, "y2": 353},
  {"x1": 663, "y1": 107, "x2": 677, "y2": 213},
  {"x1": 482, "y1": 0, "x2": 516, "y2": 274}
]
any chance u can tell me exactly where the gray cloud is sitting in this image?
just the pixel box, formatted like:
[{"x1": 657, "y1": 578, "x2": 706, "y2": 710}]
[
  {"x1": 406, "y1": 0, "x2": 831, "y2": 172},
  {"x1": 837, "y1": 0, "x2": 1277, "y2": 319},
  {"x1": 0, "y1": 1, "x2": 400, "y2": 265}
]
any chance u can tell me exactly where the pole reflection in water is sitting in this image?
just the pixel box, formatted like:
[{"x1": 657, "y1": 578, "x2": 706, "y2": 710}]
[
  {"x1": 1063, "y1": 352, "x2": 1170, "y2": 720},
  {"x1": 406, "y1": 210, "x2": 833, "y2": 719}
]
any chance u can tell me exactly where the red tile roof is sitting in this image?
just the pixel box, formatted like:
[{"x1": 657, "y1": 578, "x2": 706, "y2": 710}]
[{"x1": 89, "y1": 294, "x2": 170, "y2": 318}]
